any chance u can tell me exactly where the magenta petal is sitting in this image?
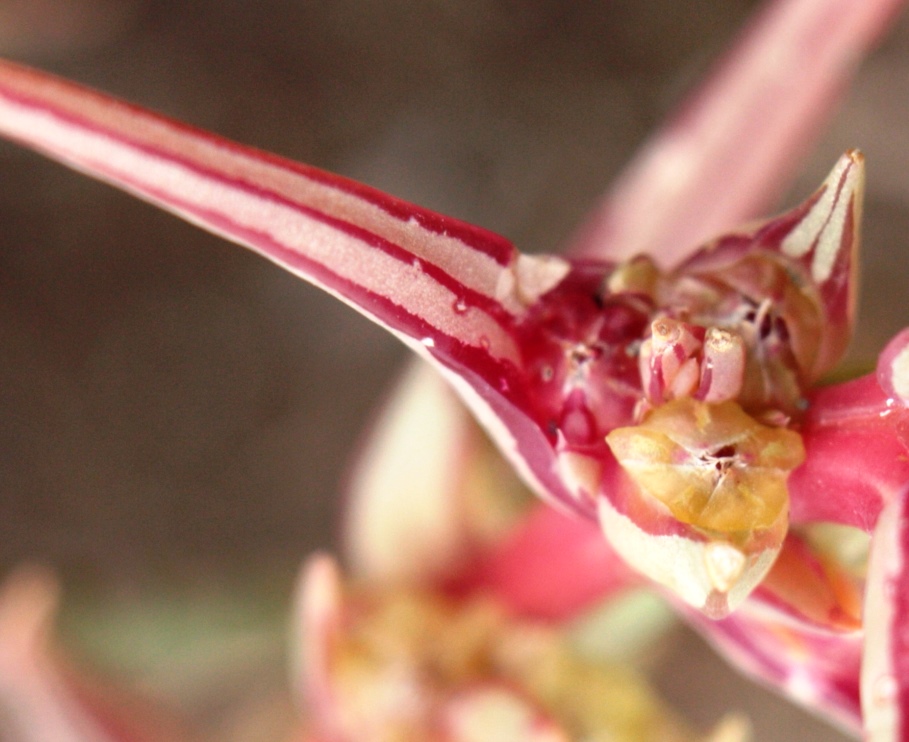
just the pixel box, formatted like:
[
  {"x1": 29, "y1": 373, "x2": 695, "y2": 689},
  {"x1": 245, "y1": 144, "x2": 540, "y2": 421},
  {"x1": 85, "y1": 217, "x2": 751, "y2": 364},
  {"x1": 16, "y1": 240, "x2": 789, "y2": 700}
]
[
  {"x1": 462, "y1": 504, "x2": 640, "y2": 622},
  {"x1": 568, "y1": 0, "x2": 903, "y2": 267},
  {"x1": 790, "y1": 368, "x2": 909, "y2": 530}
]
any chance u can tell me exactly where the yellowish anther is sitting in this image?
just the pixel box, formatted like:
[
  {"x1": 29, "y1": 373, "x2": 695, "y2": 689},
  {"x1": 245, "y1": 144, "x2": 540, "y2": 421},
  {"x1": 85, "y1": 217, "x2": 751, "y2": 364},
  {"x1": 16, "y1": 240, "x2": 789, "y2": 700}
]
[
  {"x1": 700, "y1": 329, "x2": 745, "y2": 404},
  {"x1": 705, "y1": 329, "x2": 735, "y2": 353},
  {"x1": 653, "y1": 319, "x2": 675, "y2": 343},
  {"x1": 605, "y1": 399, "x2": 804, "y2": 536},
  {"x1": 606, "y1": 255, "x2": 660, "y2": 296}
]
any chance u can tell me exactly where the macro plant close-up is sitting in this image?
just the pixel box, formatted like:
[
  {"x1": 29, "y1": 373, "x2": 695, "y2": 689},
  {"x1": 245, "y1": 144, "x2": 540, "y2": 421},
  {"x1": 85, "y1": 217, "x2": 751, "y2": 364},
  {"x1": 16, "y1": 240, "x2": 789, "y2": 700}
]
[{"x1": 3, "y1": 0, "x2": 909, "y2": 740}]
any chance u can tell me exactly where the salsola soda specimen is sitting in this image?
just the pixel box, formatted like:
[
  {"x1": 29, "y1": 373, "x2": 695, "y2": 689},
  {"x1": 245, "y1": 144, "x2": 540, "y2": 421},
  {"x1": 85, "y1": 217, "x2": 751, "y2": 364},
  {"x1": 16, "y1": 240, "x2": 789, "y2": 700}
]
[{"x1": 1, "y1": 0, "x2": 909, "y2": 740}]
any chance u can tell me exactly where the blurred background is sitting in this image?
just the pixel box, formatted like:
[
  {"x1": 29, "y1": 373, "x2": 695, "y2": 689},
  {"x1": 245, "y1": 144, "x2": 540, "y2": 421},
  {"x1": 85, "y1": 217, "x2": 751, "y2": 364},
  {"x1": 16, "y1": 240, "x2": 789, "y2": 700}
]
[{"x1": 2, "y1": 0, "x2": 909, "y2": 738}]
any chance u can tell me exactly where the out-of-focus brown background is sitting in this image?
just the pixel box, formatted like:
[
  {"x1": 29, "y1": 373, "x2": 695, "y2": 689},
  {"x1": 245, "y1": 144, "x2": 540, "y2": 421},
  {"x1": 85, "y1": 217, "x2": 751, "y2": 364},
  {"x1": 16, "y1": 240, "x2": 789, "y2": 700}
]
[{"x1": 2, "y1": 0, "x2": 909, "y2": 738}]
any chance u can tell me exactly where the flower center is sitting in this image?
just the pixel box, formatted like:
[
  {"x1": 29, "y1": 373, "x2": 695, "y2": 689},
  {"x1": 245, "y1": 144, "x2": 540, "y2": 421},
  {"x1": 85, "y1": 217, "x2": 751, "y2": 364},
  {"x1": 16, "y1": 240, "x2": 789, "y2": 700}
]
[{"x1": 605, "y1": 398, "x2": 804, "y2": 537}]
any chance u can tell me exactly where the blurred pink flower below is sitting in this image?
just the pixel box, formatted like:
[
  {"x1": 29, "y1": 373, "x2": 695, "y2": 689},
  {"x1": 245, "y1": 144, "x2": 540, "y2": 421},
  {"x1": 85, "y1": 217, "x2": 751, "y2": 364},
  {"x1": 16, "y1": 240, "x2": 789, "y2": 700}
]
[
  {"x1": 292, "y1": 555, "x2": 743, "y2": 742},
  {"x1": 1, "y1": 0, "x2": 909, "y2": 740},
  {"x1": 290, "y1": 363, "x2": 734, "y2": 741}
]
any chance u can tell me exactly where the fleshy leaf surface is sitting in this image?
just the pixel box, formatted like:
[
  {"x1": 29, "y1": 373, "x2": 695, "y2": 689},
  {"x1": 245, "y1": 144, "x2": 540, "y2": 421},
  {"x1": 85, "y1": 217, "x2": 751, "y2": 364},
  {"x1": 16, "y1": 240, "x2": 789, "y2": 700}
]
[{"x1": 790, "y1": 330, "x2": 909, "y2": 529}]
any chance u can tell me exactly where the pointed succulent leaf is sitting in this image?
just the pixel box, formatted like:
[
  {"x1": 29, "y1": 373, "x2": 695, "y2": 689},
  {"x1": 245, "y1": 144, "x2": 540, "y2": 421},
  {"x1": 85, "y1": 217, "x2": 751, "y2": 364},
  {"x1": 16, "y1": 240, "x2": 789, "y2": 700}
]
[
  {"x1": 0, "y1": 58, "x2": 589, "y2": 516},
  {"x1": 671, "y1": 150, "x2": 863, "y2": 393},
  {"x1": 861, "y1": 487, "x2": 909, "y2": 741},
  {"x1": 569, "y1": 0, "x2": 901, "y2": 267},
  {"x1": 0, "y1": 59, "x2": 546, "y2": 363}
]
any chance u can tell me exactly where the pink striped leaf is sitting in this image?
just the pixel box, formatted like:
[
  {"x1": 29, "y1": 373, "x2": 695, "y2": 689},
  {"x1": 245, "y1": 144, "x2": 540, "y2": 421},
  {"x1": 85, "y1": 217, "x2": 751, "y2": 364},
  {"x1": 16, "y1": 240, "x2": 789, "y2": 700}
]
[
  {"x1": 861, "y1": 484, "x2": 909, "y2": 741},
  {"x1": 568, "y1": 0, "x2": 904, "y2": 266},
  {"x1": 0, "y1": 58, "x2": 587, "y2": 516}
]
